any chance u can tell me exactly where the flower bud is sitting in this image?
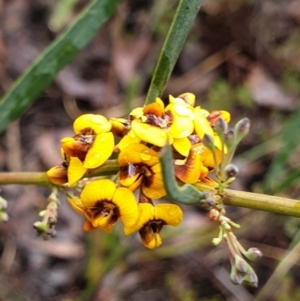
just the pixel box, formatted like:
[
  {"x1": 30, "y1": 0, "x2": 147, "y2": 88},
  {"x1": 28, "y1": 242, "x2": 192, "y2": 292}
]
[
  {"x1": 234, "y1": 118, "x2": 250, "y2": 145},
  {"x1": 224, "y1": 164, "x2": 239, "y2": 178},
  {"x1": 202, "y1": 133, "x2": 215, "y2": 154},
  {"x1": 204, "y1": 197, "x2": 215, "y2": 209},
  {"x1": 33, "y1": 221, "x2": 47, "y2": 234},
  {"x1": 245, "y1": 247, "x2": 262, "y2": 261},
  {"x1": 230, "y1": 266, "x2": 243, "y2": 285},
  {"x1": 214, "y1": 118, "x2": 228, "y2": 136},
  {"x1": 234, "y1": 254, "x2": 248, "y2": 274},
  {"x1": 244, "y1": 270, "x2": 258, "y2": 287},
  {"x1": 46, "y1": 165, "x2": 68, "y2": 185},
  {"x1": 212, "y1": 237, "x2": 222, "y2": 245},
  {"x1": 224, "y1": 129, "x2": 235, "y2": 152}
]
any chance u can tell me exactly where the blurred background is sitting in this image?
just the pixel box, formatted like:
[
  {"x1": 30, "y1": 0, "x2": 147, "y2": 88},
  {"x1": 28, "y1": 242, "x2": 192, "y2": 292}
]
[{"x1": 1, "y1": 0, "x2": 300, "y2": 300}]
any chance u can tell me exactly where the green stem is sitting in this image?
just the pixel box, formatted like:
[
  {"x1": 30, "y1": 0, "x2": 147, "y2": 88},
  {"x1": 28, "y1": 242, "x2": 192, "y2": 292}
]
[
  {"x1": 145, "y1": 0, "x2": 202, "y2": 104},
  {"x1": 223, "y1": 189, "x2": 300, "y2": 218},
  {"x1": 0, "y1": 160, "x2": 119, "y2": 186},
  {"x1": 0, "y1": 172, "x2": 50, "y2": 186},
  {"x1": 1, "y1": 163, "x2": 300, "y2": 219}
]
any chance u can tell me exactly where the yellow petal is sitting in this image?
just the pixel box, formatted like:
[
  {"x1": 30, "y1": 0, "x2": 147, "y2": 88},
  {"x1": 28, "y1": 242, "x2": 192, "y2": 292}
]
[
  {"x1": 155, "y1": 204, "x2": 183, "y2": 226},
  {"x1": 90, "y1": 213, "x2": 114, "y2": 233},
  {"x1": 169, "y1": 94, "x2": 185, "y2": 105},
  {"x1": 124, "y1": 203, "x2": 154, "y2": 235},
  {"x1": 141, "y1": 232, "x2": 162, "y2": 249},
  {"x1": 118, "y1": 143, "x2": 160, "y2": 166},
  {"x1": 202, "y1": 146, "x2": 222, "y2": 168},
  {"x1": 200, "y1": 108, "x2": 210, "y2": 117},
  {"x1": 83, "y1": 132, "x2": 114, "y2": 169},
  {"x1": 194, "y1": 106, "x2": 214, "y2": 138},
  {"x1": 112, "y1": 187, "x2": 139, "y2": 228},
  {"x1": 220, "y1": 110, "x2": 231, "y2": 123},
  {"x1": 67, "y1": 197, "x2": 85, "y2": 215},
  {"x1": 143, "y1": 102, "x2": 164, "y2": 117},
  {"x1": 46, "y1": 165, "x2": 68, "y2": 185},
  {"x1": 174, "y1": 144, "x2": 204, "y2": 184},
  {"x1": 129, "y1": 107, "x2": 144, "y2": 119},
  {"x1": 142, "y1": 164, "x2": 166, "y2": 199},
  {"x1": 165, "y1": 102, "x2": 194, "y2": 139},
  {"x1": 116, "y1": 130, "x2": 141, "y2": 151},
  {"x1": 83, "y1": 219, "x2": 97, "y2": 232},
  {"x1": 173, "y1": 137, "x2": 191, "y2": 157},
  {"x1": 73, "y1": 114, "x2": 112, "y2": 134},
  {"x1": 61, "y1": 137, "x2": 89, "y2": 159},
  {"x1": 119, "y1": 164, "x2": 142, "y2": 187},
  {"x1": 67, "y1": 157, "x2": 87, "y2": 186},
  {"x1": 80, "y1": 179, "x2": 116, "y2": 207},
  {"x1": 131, "y1": 120, "x2": 171, "y2": 147},
  {"x1": 177, "y1": 92, "x2": 196, "y2": 107},
  {"x1": 207, "y1": 110, "x2": 231, "y2": 125},
  {"x1": 109, "y1": 117, "x2": 130, "y2": 137},
  {"x1": 155, "y1": 97, "x2": 165, "y2": 109}
]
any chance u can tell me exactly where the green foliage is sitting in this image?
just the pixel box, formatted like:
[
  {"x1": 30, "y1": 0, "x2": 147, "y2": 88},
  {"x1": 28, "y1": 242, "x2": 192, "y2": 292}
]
[
  {"x1": 263, "y1": 106, "x2": 300, "y2": 193},
  {"x1": 0, "y1": 0, "x2": 122, "y2": 134},
  {"x1": 145, "y1": 0, "x2": 203, "y2": 105},
  {"x1": 207, "y1": 79, "x2": 253, "y2": 111}
]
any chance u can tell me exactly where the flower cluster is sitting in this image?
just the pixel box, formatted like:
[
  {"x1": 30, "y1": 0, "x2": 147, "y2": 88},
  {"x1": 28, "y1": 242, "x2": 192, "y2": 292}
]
[{"x1": 46, "y1": 93, "x2": 231, "y2": 249}]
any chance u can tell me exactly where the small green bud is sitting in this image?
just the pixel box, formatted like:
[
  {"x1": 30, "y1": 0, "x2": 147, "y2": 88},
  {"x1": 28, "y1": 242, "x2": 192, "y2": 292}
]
[
  {"x1": 245, "y1": 248, "x2": 262, "y2": 261},
  {"x1": 33, "y1": 221, "x2": 47, "y2": 234},
  {"x1": 39, "y1": 210, "x2": 46, "y2": 217},
  {"x1": 234, "y1": 255, "x2": 248, "y2": 274},
  {"x1": 224, "y1": 164, "x2": 239, "y2": 178},
  {"x1": 214, "y1": 118, "x2": 228, "y2": 136},
  {"x1": 234, "y1": 118, "x2": 250, "y2": 145},
  {"x1": 224, "y1": 129, "x2": 235, "y2": 152},
  {"x1": 244, "y1": 270, "x2": 258, "y2": 287},
  {"x1": 202, "y1": 133, "x2": 215, "y2": 154},
  {"x1": 230, "y1": 266, "x2": 243, "y2": 285}
]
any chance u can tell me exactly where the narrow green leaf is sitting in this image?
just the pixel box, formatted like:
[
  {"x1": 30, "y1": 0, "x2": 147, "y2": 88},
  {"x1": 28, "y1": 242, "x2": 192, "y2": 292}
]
[
  {"x1": 0, "y1": 0, "x2": 122, "y2": 134},
  {"x1": 145, "y1": 0, "x2": 202, "y2": 105}
]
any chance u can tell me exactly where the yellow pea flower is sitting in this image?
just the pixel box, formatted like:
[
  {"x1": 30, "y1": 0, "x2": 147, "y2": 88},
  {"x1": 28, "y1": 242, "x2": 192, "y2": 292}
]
[
  {"x1": 118, "y1": 143, "x2": 166, "y2": 199},
  {"x1": 67, "y1": 179, "x2": 139, "y2": 233},
  {"x1": 124, "y1": 203, "x2": 183, "y2": 249}
]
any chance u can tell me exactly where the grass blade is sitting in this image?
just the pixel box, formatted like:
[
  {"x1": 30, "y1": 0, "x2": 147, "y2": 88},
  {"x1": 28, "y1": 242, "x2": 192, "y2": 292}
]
[{"x1": 145, "y1": 0, "x2": 202, "y2": 105}]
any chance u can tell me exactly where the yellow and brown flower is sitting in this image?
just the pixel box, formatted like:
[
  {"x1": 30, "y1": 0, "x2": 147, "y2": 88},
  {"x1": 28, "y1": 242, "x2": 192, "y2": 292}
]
[
  {"x1": 67, "y1": 179, "x2": 139, "y2": 233},
  {"x1": 118, "y1": 143, "x2": 166, "y2": 199},
  {"x1": 61, "y1": 114, "x2": 115, "y2": 185},
  {"x1": 129, "y1": 95, "x2": 195, "y2": 148},
  {"x1": 124, "y1": 203, "x2": 183, "y2": 249}
]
